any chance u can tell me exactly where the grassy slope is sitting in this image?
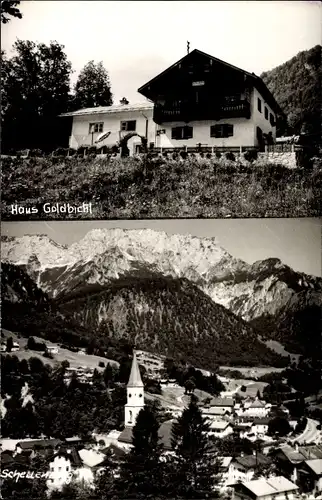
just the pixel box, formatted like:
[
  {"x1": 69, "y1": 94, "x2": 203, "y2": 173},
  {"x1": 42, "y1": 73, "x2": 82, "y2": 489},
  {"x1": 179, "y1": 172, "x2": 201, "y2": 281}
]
[
  {"x1": 2, "y1": 156, "x2": 321, "y2": 218},
  {"x1": 1, "y1": 329, "x2": 119, "y2": 371}
]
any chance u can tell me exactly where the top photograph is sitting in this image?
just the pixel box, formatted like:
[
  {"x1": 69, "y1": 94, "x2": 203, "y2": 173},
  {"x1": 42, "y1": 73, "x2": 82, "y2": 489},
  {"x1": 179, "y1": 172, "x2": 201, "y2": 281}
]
[{"x1": 1, "y1": 0, "x2": 321, "y2": 220}]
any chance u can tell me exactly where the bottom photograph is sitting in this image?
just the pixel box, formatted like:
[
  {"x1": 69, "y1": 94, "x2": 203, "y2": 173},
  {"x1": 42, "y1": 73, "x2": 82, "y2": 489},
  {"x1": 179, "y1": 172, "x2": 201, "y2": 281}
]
[{"x1": 1, "y1": 218, "x2": 321, "y2": 500}]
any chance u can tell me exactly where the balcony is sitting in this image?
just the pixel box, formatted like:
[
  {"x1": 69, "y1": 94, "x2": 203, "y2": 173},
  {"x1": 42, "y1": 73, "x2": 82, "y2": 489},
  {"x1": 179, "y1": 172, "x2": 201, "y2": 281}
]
[{"x1": 153, "y1": 100, "x2": 250, "y2": 124}]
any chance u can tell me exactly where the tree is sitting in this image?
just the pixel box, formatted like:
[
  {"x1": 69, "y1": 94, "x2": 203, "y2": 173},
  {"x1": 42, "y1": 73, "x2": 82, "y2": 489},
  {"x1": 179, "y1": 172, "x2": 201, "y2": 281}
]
[
  {"x1": 27, "y1": 336, "x2": 36, "y2": 350},
  {"x1": 2, "y1": 39, "x2": 73, "y2": 152},
  {"x1": 1, "y1": 476, "x2": 47, "y2": 499},
  {"x1": 268, "y1": 416, "x2": 291, "y2": 437},
  {"x1": 118, "y1": 405, "x2": 164, "y2": 498},
  {"x1": 6, "y1": 336, "x2": 13, "y2": 352},
  {"x1": 103, "y1": 363, "x2": 117, "y2": 388},
  {"x1": 1, "y1": 0, "x2": 22, "y2": 24},
  {"x1": 73, "y1": 60, "x2": 113, "y2": 109},
  {"x1": 170, "y1": 398, "x2": 219, "y2": 497},
  {"x1": 184, "y1": 377, "x2": 196, "y2": 394}
]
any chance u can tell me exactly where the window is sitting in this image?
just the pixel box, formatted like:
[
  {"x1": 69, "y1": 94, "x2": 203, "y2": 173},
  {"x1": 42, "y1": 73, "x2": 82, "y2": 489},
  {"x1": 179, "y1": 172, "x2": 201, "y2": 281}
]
[
  {"x1": 264, "y1": 107, "x2": 268, "y2": 120},
  {"x1": 210, "y1": 124, "x2": 234, "y2": 138},
  {"x1": 66, "y1": 467, "x2": 69, "y2": 471},
  {"x1": 50, "y1": 467, "x2": 54, "y2": 472},
  {"x1": 269, "y1": 113, "x2": 275, "y2": 126},
  {"x1": 121, "y1": 120, "x2": 136, "y2": 132},
  {"x1": 171, "y1": 126, "x2": 193, "y2": 140},
  {"x1": 89, "y1": 122, "x2": 104, "y2": 133},
  {"x1": 257, "y1": 98, "x2": 262, "y2": 112},
  {"x1": 58, "y1": 467, "x2": 62, "y2": 472}
]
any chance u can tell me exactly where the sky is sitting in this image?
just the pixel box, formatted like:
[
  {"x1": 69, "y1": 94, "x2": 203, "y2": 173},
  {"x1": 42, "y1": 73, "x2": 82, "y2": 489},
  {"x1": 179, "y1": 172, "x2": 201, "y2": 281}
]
[
  {"x1": 1, "y1": 218, "x2": 321, "y2": 277},
  {"x1": 2, "y1": 1, "x2": 321, "y2": 103}
]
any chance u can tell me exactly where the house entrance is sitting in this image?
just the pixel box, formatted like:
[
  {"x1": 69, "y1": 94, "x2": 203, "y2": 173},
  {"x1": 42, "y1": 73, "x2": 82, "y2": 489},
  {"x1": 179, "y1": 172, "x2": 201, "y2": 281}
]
[{"x1": 119, "y1": 132, "x2": 147, "y2": 157}]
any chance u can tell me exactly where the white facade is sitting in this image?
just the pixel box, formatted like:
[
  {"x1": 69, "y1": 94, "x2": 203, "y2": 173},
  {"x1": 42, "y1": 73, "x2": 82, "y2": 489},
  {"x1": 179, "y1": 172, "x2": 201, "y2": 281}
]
[
  {"x1": 64, "y1": 86, "x2": 277, "y2": 153},
  {"x1": 251, "y1": 88, "x2": 277, "y2": 143},
  {"x1": 156, "y1": 116, "x2": 255, "y2": 149},
  {"x1": 243, "y1": 400, "x2": 269, "y2": 418},
  {"x1": 66, "y1": 104, "x2": 155, "y2": 155},
  {"x1": 47, "y1": 455, "x2": 73, "y2": 491},
  {"x1": 227, "y1": 463, "x2": 255, "y2": 485},
  {"x1": 155, "y1": 88, "x2": 276, "y2": 150},
  {"x1": 208, "y1": 421, "x2": 233, "y2": 438},
  {"x1": 251, "y1": 423, "x2": 269, "y2": 437}
]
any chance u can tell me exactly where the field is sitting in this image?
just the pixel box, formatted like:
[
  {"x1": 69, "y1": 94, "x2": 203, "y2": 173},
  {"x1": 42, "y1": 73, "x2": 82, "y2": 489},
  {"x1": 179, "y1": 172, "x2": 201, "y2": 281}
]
[
  {"x1": 1, "y1": 329, "x2": 119, "y2": 371},
  {"x1": 1, "y1": 155, "x2": 321, "y2": 218}
]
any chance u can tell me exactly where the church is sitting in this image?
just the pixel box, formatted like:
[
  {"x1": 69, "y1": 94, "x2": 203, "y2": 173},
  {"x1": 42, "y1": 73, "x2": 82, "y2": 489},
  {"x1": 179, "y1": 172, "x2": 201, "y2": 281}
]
[{"x1": 116, "y1": 351, "x2": 174, "y2": 452}]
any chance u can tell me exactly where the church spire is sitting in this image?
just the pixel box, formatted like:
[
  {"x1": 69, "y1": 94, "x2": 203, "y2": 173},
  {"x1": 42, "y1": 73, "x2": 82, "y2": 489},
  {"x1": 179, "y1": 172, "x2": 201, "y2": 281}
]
[{"x1": 127, "y1": 350, "x2": 143, "y2": 388}]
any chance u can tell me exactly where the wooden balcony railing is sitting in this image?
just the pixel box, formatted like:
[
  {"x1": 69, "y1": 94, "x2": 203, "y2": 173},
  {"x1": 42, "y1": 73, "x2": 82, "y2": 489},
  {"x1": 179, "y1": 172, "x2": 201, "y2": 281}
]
[{"x1": 153, "y1": 100, "x2": 250, "y2": 124}]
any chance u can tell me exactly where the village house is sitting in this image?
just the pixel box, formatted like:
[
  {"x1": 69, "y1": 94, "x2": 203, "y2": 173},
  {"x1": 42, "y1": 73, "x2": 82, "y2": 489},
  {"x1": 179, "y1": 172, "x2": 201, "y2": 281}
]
[
  {"x1": 232, "y1": 476, "x2": 298, "y2": 500},
  {"x1": 60, "y1": 102, "x2": 155, "y2": 156},
  {"x1": 14, "y1": 439, "x2": 62, "y2": 457},
  {"x1": 202, "y1": 406, "x2": 232, "y2": 419},
  {"x1": 243, "y1": 399, "x2": 270, "y2": 418},
  {"x1": 45, "y1": 345, "x2": 59, "y2": 355},
  {"x1": 272, "y1": 443, "x2": 322, "y2": 484},
  {"x1": 297, "y1": 459, "x2": 322, "y2": 494},
  {"x1": 233, "y1": 422, "x2": 253, "y2": 439},
  {"x1": 46, "y1": 448, "x2": 83, "y2": 491},
  {"x1": 138, "y1": 48, "x2": 282, "y2": 152},
  {"x1": 206, "y1": 397, "x2": 235, "y2": 414},
  {"x1": 251, "y1": 418, "x2": 271, "y2": 438},
  {"x1": 208, "y1": 420, "x2": 233, "y2": 439},
  {"x1": 60, "y1": 48, "x2": 282, "y2": 155},
  {"x1": 227, "y1": 452, "x2": 272, "y2": 485}
]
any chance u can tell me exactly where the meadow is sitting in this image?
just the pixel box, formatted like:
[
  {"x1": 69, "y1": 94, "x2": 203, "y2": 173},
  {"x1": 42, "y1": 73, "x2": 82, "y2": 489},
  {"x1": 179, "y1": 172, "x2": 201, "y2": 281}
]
[{"x1": 1, "y1": 154, "x2": 321, "y2": 219}]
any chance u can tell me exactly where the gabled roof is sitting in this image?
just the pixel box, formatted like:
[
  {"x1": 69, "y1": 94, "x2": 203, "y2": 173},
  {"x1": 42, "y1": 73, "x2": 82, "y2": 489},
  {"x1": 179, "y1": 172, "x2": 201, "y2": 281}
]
[
  {"x1": 305, "y1": 459, "x2": 322, "y2": 476},
  {"x1": 234, "y1": 453, "x2": 271, "y2": 469},
  {"x1": 236, "y1": 476, "x2": 298, "y2": 497},
  {"x1": 210, "y1": 397, "x2": 234, "y2": 407},
  {"x1": 78, "y1": 448, "x2": 105, "y2": 468},
  {"x1": 127, "y1": 351, "x2": 143, "y2": 388},
  {"x1": 17, "y1": 439, "x2": 62, "y2": 450},
  {"x1": 138, "y1": 48, "x2": 283, "y2": 115},
  {"x1": 250, "y1": 399, "x2": 266, "y2": 408},
  {"x1": 48, "y1": 448, "x2": 83, "y2": 467},
  {"x1": 138, "y1": 49, "x2": 255, "y2": 94},
  {"x1": 209, "y1": 420, "x2": 231, "y2": 431},
  {"x1": 277, "y1": 444, "x2": 322, "y2": 463},
  {"x1": 202, "y1": 406, "x2": 228, "y2": 416},
  {"x1": 60, "y1": 102, "x2": 153, "y2": 118},
  {"x1": 1, "y1": 452, "x2": 15, "y2": 466}
]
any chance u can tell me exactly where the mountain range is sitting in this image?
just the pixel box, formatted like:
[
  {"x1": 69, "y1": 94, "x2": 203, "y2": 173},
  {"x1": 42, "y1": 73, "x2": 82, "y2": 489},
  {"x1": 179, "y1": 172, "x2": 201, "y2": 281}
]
[{"x1": 2, "y1": 229, "x2": 321, "y2": 366}]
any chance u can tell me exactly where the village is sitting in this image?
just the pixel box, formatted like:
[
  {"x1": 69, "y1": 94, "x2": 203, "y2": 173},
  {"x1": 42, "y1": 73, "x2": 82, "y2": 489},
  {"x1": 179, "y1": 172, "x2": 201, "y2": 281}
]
[{"x1": 1, "y1": 343, "x2": 321, "y2": 500}]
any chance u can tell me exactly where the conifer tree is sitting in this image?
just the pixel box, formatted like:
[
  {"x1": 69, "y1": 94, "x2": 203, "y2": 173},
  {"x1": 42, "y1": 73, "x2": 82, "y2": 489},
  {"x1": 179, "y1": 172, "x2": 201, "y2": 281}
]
[
  {"x1": 170, "y1": 396, "x2": 219, "y2": 498},
  {"x1": 117, "y1": 405, "x2": 164, "y2": 498}
]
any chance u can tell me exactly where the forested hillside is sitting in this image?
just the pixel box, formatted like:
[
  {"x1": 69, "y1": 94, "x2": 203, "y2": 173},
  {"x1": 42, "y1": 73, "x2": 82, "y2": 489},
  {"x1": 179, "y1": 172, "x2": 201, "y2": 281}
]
[
  {"x1": 1, "y1": 263, "x2": 287, "y2": 370},
  {"x1": 261, "y1": 45, "x2": 321, "y2": 136}
]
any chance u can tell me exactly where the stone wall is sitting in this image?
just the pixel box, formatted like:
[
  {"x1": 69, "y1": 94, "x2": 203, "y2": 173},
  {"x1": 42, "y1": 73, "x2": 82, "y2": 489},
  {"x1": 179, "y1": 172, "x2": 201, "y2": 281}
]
[{"x1": 258, "y1": 151, "x2": 297, "y2": 169}]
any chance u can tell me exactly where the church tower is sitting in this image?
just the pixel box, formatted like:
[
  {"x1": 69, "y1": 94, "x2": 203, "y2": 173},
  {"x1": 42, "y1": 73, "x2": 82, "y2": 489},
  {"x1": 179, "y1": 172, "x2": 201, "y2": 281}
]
[{"x1": 124, "y1": 350, "x2": 144, "y2": 427}]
